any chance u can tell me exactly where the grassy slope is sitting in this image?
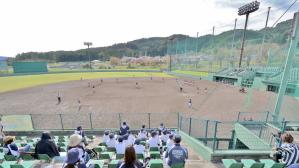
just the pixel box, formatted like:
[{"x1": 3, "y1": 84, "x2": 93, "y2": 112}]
[{"x1": 0, "y1": 72, "x2": 172, "y2": 93}]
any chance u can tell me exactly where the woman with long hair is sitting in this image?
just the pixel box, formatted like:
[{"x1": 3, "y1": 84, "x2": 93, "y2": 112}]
[{"x1": 117, "y1": 145, "x2": 142, "y2": 168}]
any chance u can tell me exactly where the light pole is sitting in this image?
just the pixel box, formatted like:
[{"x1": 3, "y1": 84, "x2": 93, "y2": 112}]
[
  {"x1": 259, "y1": 7, "x2": 271, "y2": 64},
  {"x1": 238, "y1": 1, "x2": 260, "y2": 68},
  {"x1": 230, "y1": 19, "x2": 237, "y2": 67},
  {"x1": 84, "y1": 42, "x2": 93, "y2": 70}
]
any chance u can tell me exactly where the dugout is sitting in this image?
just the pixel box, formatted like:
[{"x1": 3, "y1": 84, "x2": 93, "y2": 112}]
[{"x1": 12, "y1": 61, "x2": 48, "y2": 73}]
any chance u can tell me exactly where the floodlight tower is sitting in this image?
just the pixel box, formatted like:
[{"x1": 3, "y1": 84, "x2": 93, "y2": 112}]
[
  {"x1": 238, "y1": 1, "x2": 260, "y2": 68},
  {"x1": 84, "y1": 42, "x2": 93, "y2": 70}
]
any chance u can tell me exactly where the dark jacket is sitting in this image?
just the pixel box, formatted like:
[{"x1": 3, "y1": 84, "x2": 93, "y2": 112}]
[
  {"x1": 120, "y1": 125, "x2": 130, "y2": 136},
  {"x1": 116, "y1": 160, "x2": 143, "y2": 168},
  {"x1": 35, "y1": 133, "x2": 60, "y2": 158}
]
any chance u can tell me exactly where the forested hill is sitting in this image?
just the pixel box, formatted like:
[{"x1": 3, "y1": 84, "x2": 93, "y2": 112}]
[{"x1": 14, "y1": 19, "x2": 291, "y2": 62}]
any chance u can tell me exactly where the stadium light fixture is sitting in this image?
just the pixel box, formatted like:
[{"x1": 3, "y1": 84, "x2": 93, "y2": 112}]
[
  {"x1": 84, "y1": 42, "x2": 93, "y2": 70},
  {"x1": 238, "y1": 1, "x2": 260, "y2": 68}
]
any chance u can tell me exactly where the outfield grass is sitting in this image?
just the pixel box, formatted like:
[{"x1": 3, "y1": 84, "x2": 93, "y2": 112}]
[
  {"x1": 173, "y1": 70, "x2": 209, "y2": 77},
  {"x1": 0, "y1": 72, "x2": 172, "y2": 93}
]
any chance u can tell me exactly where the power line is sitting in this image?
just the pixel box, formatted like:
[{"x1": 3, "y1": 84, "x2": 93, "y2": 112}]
[{"x1": 271, "y1": 0, "x2": 298, "y2": 27}]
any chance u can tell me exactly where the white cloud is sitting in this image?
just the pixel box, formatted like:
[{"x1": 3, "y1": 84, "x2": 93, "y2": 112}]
[{"x1": 0, "y1": 0, "x2": 296, "y2": 57}]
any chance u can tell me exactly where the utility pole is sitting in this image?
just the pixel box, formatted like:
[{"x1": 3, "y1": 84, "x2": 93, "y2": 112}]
[
  {"x1": 238, "y1": 1, "x2": 260, "y2": 68},
  {"x1": 196, "y1": 32, "x2": 199, "y2": 56},
  {"x1": 230, "y1": 19, "x2": 237, "y2": 67},
  {"x1": 259, "y1": 7, "x2": 271, "y2": 65},
  {"x1": 273, "y1": 12, "x2": 299, "y2": 122},
  {"x1": 84, "y1": 42, "x2": 93, "y2": 70}
]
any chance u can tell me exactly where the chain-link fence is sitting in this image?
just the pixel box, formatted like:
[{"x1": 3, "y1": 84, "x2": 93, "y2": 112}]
[{"x1": 14, "y1": 112, "x2": 179, "y2": 131}]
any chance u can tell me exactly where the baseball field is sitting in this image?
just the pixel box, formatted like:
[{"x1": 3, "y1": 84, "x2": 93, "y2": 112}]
[{"x1": 1, "y1": 71, "x2": 299, "y2": 131}]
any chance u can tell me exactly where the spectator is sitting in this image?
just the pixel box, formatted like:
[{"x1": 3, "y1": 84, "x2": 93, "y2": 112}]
[
  {"x1": 35, "y1": 132, "x2": 60, "y2": 158},
  {"x1": 167, "y1": 134, "x2": 174, "y2": 150},
  {"x1": 160, "y1": 130, "x2": 169, "y2": 143},
  {"x1": 127, "y1": 131, "x2": 135, "y2": 146},
  {"x1": 117, "y1": 146, "x2": 143, "y2": 168},
  {"x1": 67, "y1": 134, "x2": 90, "y2": 165},
  {"x1": 116, "y1": 136, "x2": 126, "y2": 154},
  {"x1": 158, "y1": 123, "x2": 166, "y2": 135},
  {"x1": 0, "y1": 118, "x2": 4, "y2": 145},
  {"x1": 188, "y1": 99, "x2": 192, "y2": 108},
  {"x1": 74, "y1": 126, "x2": 87, "y2": 146},
  {"x1": 120, "y1": 122, "x2": 130, "y2": 136},
  {"x1": 133, "y1": 139, "x2": 145, "y2": 155},
  {"x1": 103, "y1": 130, "x2": 110, "y2": 145},
  {"x1": 3, "y1": 136, "x2": 31, "y2": 157},
  {"x1": 64, "y1": 148, "x2": 86, "y2": 168},
  {"x1": 123, "y1": 134, "x2": 130, "y2": 147},
  {"x1": 159, "y1": 123, "x2": 166, "y2": 132},
  {"x1": 138, "y1": 125, "x2": 147, "y2": 140},
  {"x1": 165, "y1": 135, "x2": 188, "y2": 167},
  {"x1": 106, "y1": 133, "x2": 117, "y2": 148},
  {"x1": 273, "y1": 132, "x2": 282, "y2": 148},
  {"x1": 276, "y1": 133, "x2": 299, "y2": 167},
  {"x1": 147, "y1": 131, "x2": 161, "y2": 148}
]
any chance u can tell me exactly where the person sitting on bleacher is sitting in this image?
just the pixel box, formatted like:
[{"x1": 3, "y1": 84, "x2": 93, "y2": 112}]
[
  {"x1": 133, "y1": 139, "x2": 145, "y2": 155},
  {"x1": 160, "y1": 130, "x2": 169, "y2": 144},
  {"x1": 123, "y1": 134, "x2": 130, "y2": 147},
  {"x1": 120, "y1": 122, "x2": 130, "y2": 136},
  {"x1": 166, "y1": 134, "x2": 174, "y2": 150},
  {"x1": 147, "y1": 131, "x2": 161, "y2": 148},
  {"x1": 127, "y1": 131, "x2": 135, "y2": 146},
  {"x1": 117, "y1": 146, "x2": 143, "y2": 168},
  {"x1": 74, "y1": 126, "x2": 87, "y2": 146},
  {"x1": 116, "y1": 136, "x2": 126, "y2": 155},
  {"x1": 35, "y1": 132, "x2": 60, "y2": 158},
  {"x1": 159, "y1": 123, "x2": 166, "y2": 133},
  {"x1": 275, "y1": 133, "x2": 299, "y2": 167},
  {"x1": 64, "y1": 148, "x2": 87, "y2": 168},
  {"x1": 106, "y1": 133, "x2": 117, "y2": 148},
  {"x1": 3, "y1": 136, "x2": 31, "y2": 158},
  {"x1": 103, "y1": 130, "x2": 110, "y2": 145},
  {"x1": 67, "y1": 134, "x2": 90, "y2": 165},
  {"x1": 138, "y1": 126, "x2": 147, "y2": 141},
  {"x1": 165, "y1": 135, "x2": 188, "y2": 167}
]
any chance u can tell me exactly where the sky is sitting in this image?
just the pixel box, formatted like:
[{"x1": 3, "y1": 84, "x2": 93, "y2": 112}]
[{"x1": 0, "y1": 0, "x2": 298, "y2": 57}]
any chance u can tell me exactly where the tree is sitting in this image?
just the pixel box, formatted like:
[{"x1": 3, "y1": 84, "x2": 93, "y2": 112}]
[{"x1": 110, "y1": 57, "x2": 120, "y2": 66}]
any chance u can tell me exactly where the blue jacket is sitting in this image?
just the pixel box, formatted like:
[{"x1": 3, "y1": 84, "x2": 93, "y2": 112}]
[
  {"x1": 120, "y1": 125, "x2": 130, "y2": 136},
  {"x1": 165, "y1": 144, "x2": 188, "y2": 166}
]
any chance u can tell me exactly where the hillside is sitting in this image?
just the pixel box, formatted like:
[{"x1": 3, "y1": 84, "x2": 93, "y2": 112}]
[{"x1": 14, "y1": 19, "x2": 292, "y2": 62}]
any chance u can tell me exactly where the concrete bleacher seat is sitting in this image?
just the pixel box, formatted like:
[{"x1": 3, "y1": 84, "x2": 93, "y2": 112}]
[
  {"x1": 37, "y1": 154, "x2": 51, "y2": 162},
  {"x1": 107, "y1": 147, "x2": 116, "y2": 152},
  {"x1": 136, "y1": 153, "x2": 144, "y2": 159},
  {"x1": 170, "y1": 163, "x2": 185, "y2": 168},
  {"x1": 88, "y1": 159, "x2": 104, "y2": 168},
  {"x1": 150, "y1": 151, "x2": 161, "y2": 159},
  {"x1": 108, "y1": 160, "x2": 119, "y2": 168},
  {"x1": 94, "y1": 146, "x2": 106, "y2": 153},
  {"x1": 20, "y1": 154, "x2": 34, "y2": 160},
  {"x1": 10, "y1": 161, "x2": 35, "y2": 168},
  {"x1": 116, "y1": 154, "x2": 124, "y2": 160},
  {"x1": 149, "y1": 159, "x2": 163, "y2": 168},
  {"x1": 99, "y1": 152, "x2": 113, "y2": 160},
  {"x1": 241, "y1": 159, "x2": 265, "y2": 168},
  {"x1": 0, "y1": 161, "x2": 17, "y2": 168},
  {"x1": 4, "y1": 155, "x2": 17, "y2": 161},
  {"x1": 223, "y1": 159, "x2": 282, "y2": 168},
  {"x1": 150, "y1": 147, "x2": 159, "y2": 151},
  {"x1": 259, "y1": 159, "x2": 285, "y2": 168},
  {"x1": 222, "y1": 159, "x2": 244, "y2": 168}
]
